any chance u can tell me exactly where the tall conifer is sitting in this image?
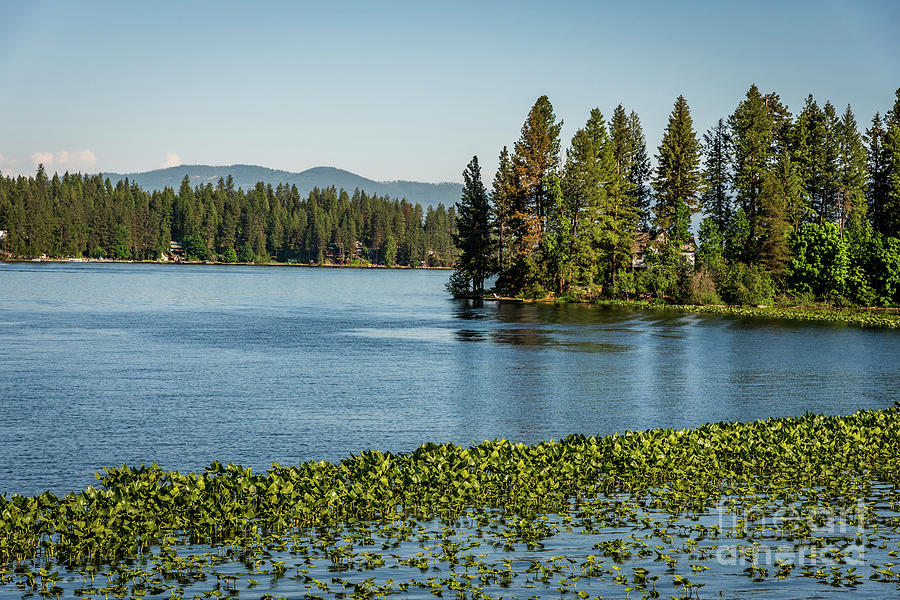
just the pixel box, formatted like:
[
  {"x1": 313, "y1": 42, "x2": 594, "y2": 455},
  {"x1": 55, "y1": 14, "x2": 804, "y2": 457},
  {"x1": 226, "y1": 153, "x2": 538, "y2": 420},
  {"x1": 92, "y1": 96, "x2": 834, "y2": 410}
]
[
  {"x1": 609, "y1": 105, "x2": 650, "y2": 242},
  {"x1": 560, "y1": 109, "x2": 615, "y2": 287},
  {"x1": 452, "y1": 156, "x2": 494, "y2": 294},
  {"x1": 505, "y1": 96, "x2": 563, "y2": 291},
  {"x1": 758, "y1": 152, "x2": 802, "y2": 274},
  {"x1": 627, "y1": 111, "x2": 652, "y2": 230},
  {"x1": 730, "y1": 84, "x2": 777, "y2": 257},
  {"x1": 491, "y1": 147, "x2": 514, "y2": 276},
  {"x1": 883, "y1": 89, "x2": 900, "y2": 237},
  {"x1": 701, "y1": 118, "x2": 733, "y2": 231},
  {"x1": 821, "y1": 102, "x2": 842, "y2": 224},
  {"x1": 836, "y1": 105, "x2": 868, "y2": 231},
  {"x1": 653, "y1": 95, "x2": 702, "y2": 234},
  {"x1": 866, "y1": 113, "x2": 890, "y2": 233}
]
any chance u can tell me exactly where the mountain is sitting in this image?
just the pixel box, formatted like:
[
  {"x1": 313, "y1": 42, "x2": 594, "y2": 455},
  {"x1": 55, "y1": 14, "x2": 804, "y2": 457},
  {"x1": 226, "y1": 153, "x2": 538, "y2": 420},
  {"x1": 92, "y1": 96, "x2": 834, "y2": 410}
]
[{"x1": 98, "y1": 164, "x2": 463, "y2": 209}]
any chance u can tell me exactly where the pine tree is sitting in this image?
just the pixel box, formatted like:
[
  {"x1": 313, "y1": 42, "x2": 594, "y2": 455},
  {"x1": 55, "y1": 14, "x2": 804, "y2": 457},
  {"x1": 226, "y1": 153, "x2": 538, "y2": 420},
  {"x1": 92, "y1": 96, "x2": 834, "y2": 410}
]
[
  {"x1": 172, "y1": 175, "x2": 194, "y2": 241},
  {"x1": 701, "y1": 118, "x2": 733, "y2": 231},
  {"x1": 726, "y1": 207, "x2": 750, "y2": 262},
  {"x1": 697, "y1": 217, "x2": 725, "y2": 271},
  {"x1": 867, "y1": 113, "x2": 891, "y2": 233},
  {"x1": 543, "y1": 173, "x2": 574, "y2": 294},
  {"x1": 600, "y1": 108, "x2": 640, "y2": 288},
  {"x1": 793, "y1": 97, "x2": 840, "y2": 226},
  {"x1": 836, "y1": 105, "x2": 868, "y2": 232},
  {"x1": 608, "y1": 106, "x2": 646, "y2": 259},
  {"x1": 672, "y1": 197, "x2": 691, "y2": 245},
  {"x1": 653, "y1": 95, "x2": 703, "y2": 234},
  {"x1": 0, "y1": 182, "x2": 10, "y2": 254},
  {"x1": 452, "y1": 156, "x2": 494, "y2": 295},
  {"x1": 512, "y1": 96, "x2": 563, "y2": 239},
  {"x1": 609, "y1": 105, "x2": 632, "y2": 182},
  {"x1": 0, "y1": 168, "x2": 453, "y2": 266},
  {"x1": 561, "y1": 109, "x2": 612, "y2": 288},
  {"x1": 821, "y1": 102, "x2": 842, "y2": 224},
  {"x1": 505, "y1": 96, "x2": 563, "y2": 291},
  {"x1": 884, "y1": 88, "x2": 900, "y2": 237},
  {"x1": 730, "y1": 84, "x2": 778, "y2": 258},
  {"x1": 27, "y1": 164, "x2": 53, "y2": 256},
  {"x1": 491, "y1": 146, "x2": 514, "y2": 276},
  {"x1": 758, "y1": 152, "x2": 801, "y2": 274},
  {"x1": 627, "y1": 110, "x2": 652, "y2": 231},
  {"x1": 791, "y1": 95, "x2": 822, "y2": 222},
  {"x1": 766, "y1": 93, "x2": 795, "y2": 154}
]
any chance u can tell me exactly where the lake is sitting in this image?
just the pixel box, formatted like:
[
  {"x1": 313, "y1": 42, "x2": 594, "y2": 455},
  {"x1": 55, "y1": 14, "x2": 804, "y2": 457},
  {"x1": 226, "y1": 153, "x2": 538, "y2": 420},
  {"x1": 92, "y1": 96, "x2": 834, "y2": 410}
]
[{"x1": 1, "y1": 262, "x2": 897, "y2": 497}]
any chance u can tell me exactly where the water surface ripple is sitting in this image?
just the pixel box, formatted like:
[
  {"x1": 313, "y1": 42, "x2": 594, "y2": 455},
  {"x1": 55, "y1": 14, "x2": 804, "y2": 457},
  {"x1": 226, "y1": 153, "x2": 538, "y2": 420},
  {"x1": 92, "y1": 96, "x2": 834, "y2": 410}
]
[{"x1": 1, "y1": 262, "x2": 897, "y2": 496}]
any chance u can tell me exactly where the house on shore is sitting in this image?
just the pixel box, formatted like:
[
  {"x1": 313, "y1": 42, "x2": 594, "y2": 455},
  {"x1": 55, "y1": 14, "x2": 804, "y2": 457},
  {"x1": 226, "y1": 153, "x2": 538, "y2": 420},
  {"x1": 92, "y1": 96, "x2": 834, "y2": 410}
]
[
  {"x1": 167, "y1": 241, "x2": 184, "y2": 262},
  {"x1": 632, "y1": 230, "x2": 696, "y2": 269}
]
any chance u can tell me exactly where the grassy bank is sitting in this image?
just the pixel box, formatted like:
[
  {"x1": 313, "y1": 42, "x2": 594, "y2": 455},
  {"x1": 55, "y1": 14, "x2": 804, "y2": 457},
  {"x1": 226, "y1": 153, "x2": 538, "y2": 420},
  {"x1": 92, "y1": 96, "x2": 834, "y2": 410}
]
[
  {"x1": 592, "y1": 299, "x2": 900, "y2": 329},
  {"x1": 478, "y1": 293, "x2": 900, "y2": 329}
]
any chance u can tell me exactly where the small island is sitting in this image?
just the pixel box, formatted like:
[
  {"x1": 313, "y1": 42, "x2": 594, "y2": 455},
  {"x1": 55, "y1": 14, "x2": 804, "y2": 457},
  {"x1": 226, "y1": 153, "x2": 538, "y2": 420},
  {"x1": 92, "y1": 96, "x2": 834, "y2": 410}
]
[{"x1": 449, "y1": 88, "x2": 900, "y2": 328}]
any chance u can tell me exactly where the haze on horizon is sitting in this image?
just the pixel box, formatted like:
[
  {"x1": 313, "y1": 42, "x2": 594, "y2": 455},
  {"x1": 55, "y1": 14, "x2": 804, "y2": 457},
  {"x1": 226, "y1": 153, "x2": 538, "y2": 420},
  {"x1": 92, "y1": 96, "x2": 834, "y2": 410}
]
[{"x1": 1, "y1": 0, "x2": 898, "y2": 184}]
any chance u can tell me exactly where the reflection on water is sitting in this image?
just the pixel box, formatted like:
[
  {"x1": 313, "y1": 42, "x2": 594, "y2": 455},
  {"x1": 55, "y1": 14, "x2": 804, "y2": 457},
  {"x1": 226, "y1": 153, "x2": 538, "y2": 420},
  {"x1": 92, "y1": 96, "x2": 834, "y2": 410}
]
[{"x1": 1, "y1": 262, "x2": 899, "y2": 496}]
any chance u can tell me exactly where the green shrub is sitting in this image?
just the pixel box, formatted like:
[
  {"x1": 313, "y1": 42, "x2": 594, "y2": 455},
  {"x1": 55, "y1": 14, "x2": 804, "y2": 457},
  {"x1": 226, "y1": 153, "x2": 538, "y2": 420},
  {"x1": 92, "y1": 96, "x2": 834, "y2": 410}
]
[
  {"x1": 788, "y1": 222, "x2": 849, "y2": 300},
  {"x1": 519, "y1": 282, "x2": 550, "y2": 300},
  {"x1": 445, "y1": 270, "x2": 472, "y2": 298},
  {"x1": 238, "y1": 242, "x2": 254, "y2": 263},
  {"x1": 846, "y1": 264, "x2": 876, "y2": 307},
  {"x1": 686, "y1": 268, "x2": 722, "y2": 305},
  {"x1": 719, "y1": 262, "x2": 775, "y2": 305},
  {"x1": 642, "y1": 245, "x2": 680, "y2": 299},
  {"x1": 873, "y1": 236, "x2": 900, "y2": 306},
  {"x1": 183, "y1": 234, "x2": 208, "y2": 261},
  {"x1": 611, "y1": 269, "x2": 635, "y2": 300},
  {"x1": 556, "y1": 289, "x2": 583, "y2": 304}
]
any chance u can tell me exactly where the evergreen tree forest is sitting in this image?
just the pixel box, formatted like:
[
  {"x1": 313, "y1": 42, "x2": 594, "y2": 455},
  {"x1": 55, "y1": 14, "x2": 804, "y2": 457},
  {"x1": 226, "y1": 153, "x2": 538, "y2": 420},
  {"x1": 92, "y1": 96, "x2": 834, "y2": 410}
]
[
  {"x1": 450, "y1": 86, "x2": 900, "y2": 307},
  {"x1": 0, "y1": 171, "x2": 457, "y2": 267}
]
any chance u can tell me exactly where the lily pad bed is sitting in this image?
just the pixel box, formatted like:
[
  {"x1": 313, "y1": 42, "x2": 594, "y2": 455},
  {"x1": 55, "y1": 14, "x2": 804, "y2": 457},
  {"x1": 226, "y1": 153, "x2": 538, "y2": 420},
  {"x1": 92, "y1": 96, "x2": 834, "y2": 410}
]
[{"x1": 2, "y1": 408, "x2": 900, "y2": 599}]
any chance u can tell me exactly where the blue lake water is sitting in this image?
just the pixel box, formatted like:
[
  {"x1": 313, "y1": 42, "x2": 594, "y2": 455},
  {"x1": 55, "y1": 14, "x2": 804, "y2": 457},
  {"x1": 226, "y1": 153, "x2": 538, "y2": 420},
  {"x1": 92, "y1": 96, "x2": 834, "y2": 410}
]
[{"x1": 1, "y1": 261, "x2": 898, "y2": 497}]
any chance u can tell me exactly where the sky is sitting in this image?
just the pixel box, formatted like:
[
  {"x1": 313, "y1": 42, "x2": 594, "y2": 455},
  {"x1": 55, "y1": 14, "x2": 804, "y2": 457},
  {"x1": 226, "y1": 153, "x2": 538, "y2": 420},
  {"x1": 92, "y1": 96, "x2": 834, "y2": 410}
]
[{"x1": 1, "y1": 0, "x2": 898, "y2": 184}]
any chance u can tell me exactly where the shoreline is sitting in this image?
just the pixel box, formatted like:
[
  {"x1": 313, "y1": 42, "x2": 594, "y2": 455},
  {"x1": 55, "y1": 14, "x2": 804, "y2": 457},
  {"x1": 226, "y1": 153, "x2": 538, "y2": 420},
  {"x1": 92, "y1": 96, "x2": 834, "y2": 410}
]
[
  {"x1": 471, "y1": 295, "x2": 900, "y2": 328},
  {"x1": 0, "y1": 257, "x2": 453, "y2": 270},
  {"x1": 600, "y1": 299, "x2": 900, "y2": 327},
  {"x1": 7, "y1": 259, "x2": 898, "y2": 327}
]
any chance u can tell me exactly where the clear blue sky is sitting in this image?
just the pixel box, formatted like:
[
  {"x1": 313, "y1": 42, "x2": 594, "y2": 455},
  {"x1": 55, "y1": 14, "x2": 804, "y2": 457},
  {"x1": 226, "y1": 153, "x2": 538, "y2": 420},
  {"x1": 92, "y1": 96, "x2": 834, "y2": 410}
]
[{"x1": 1, "y1": 0, "x2": 898, "y2": 183}]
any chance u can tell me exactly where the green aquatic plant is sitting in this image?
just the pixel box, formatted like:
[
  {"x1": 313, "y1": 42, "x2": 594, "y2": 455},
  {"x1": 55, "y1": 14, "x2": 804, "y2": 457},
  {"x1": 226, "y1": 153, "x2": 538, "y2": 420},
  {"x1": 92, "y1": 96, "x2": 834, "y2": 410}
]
[
  {"x1": 595, "y1": 299, "x2": 900, "y2": 329},
  {"x1": 1, "y1": 406, "x2": 899, "y2": 598}
]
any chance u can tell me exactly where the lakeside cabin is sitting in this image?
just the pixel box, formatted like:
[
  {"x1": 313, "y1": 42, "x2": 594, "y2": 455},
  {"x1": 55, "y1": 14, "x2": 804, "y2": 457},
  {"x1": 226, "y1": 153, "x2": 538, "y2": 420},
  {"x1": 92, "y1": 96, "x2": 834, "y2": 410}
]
[
  {"x1": 167, "y1": 241, "x2": 184, "y2": 262},
  {"x1": 631, "y1": 229, "x2": 696, "y2": 269}
]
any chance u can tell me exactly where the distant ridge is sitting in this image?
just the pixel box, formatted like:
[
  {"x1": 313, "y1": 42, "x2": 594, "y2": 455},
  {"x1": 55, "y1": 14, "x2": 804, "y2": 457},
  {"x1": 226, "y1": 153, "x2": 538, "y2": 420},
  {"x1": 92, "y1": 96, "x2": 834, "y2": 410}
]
[{"x1": 98, "y1": 164, "x2": 463, "y2": 209}]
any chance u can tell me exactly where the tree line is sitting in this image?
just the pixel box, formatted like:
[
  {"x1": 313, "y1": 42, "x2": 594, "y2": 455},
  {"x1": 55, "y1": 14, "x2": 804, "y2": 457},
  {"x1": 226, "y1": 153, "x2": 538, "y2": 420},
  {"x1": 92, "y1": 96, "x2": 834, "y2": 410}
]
[
  {"x1": 0, "y1": 171, "x2": 458, "y2": 266},
  {"x1": 452, "y1": 86, "x2": 900, "y2": 306}
]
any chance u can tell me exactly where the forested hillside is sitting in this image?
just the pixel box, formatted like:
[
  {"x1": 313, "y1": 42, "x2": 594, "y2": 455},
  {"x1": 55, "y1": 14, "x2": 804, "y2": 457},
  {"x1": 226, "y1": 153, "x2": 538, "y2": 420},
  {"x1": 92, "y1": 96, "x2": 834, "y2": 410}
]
[{"x1": 0, "y1": 172, "x2": 457, "y2": 266}]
